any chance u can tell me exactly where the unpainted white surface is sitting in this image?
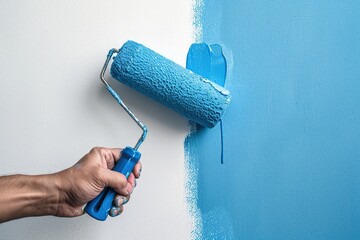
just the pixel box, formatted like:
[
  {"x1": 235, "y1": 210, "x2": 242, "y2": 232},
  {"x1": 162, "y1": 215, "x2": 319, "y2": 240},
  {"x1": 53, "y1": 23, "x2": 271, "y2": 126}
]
[{"x1": 0, "y1": 1, "x2": 193, "y2": 239}]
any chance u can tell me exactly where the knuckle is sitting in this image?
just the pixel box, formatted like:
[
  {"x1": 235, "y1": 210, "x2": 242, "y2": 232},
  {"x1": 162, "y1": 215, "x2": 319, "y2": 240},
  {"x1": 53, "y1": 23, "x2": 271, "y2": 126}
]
[
  {"x1": 90, "y1": 147, "x2": 110, "y2": 159},
  {"x1": 99, "y1": 147, "x2": 106, "y2": 154},
  {"x1": 90, "y1": 146, "x2": 101, "y2": 154}
]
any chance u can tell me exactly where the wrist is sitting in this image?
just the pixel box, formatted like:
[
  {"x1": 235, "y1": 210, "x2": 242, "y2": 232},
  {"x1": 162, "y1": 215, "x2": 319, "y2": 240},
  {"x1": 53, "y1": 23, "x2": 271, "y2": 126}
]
[
  {"x1": 22, "y1": 174, "x2": 61, "y2": 217},
  {"x1": 39, "y1": 174, "x2": 62, "y2": 216},
  {"x1": 50, "y1": 169, "x2": 81, "y2": 217}
]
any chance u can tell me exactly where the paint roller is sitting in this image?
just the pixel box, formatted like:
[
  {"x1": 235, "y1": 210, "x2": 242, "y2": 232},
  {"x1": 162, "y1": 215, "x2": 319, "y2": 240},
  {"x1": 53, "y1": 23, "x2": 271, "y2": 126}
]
[{"x1": 85, "y1": 40, "x2": 231, "y2": 221}]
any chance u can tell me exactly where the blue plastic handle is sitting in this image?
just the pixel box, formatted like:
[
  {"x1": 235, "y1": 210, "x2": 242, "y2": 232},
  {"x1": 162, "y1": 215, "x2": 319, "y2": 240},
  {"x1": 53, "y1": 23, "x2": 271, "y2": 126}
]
[{"x1": 85, "y1": 147, "x2": 141, "y2": 221}]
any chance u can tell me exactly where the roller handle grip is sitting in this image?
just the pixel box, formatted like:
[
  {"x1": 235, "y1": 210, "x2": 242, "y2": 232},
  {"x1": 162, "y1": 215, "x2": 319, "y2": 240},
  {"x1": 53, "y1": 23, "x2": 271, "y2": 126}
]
[{"x1": 85, "y1": 147, "x2": 141, "y2": 221}]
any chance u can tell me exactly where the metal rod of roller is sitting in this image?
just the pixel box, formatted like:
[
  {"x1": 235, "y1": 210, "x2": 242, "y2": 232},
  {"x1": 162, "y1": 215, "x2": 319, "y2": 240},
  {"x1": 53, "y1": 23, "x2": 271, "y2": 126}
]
[{"x1": 100, "y1": 48, "x2": 148, "y2": 150}]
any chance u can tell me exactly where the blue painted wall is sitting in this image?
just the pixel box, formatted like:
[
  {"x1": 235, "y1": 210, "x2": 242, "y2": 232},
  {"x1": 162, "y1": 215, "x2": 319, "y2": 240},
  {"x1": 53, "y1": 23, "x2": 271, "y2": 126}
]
[{"x1": 187, "y1": 1, "x2": 360, "y2": 239}]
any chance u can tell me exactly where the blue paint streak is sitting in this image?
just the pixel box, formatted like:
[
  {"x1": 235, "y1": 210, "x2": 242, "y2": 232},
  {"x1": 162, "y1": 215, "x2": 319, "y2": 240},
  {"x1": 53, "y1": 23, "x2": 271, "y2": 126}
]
[{"x1": 187, "y1": 1, "x2": 360, "y2": 239}]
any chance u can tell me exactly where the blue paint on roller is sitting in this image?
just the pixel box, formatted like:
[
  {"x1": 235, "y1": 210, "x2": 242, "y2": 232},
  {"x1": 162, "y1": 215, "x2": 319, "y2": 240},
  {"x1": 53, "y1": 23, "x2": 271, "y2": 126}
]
[{"x1": 110, "y1": 40, "x2": 231, "y2": 128}]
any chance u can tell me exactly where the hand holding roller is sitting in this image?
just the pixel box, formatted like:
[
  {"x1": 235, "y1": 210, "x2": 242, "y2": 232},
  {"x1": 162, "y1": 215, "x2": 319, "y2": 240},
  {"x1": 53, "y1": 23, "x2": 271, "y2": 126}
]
[
  {"x1": 85, "y1": 48, "x2": 147, "y2": 221},
  {"x1": 84, "y1": 147, "x2": 141, "y2": 221},
  {"x1": 86, "y1": 40, "x2": 230, "y2": 221}
]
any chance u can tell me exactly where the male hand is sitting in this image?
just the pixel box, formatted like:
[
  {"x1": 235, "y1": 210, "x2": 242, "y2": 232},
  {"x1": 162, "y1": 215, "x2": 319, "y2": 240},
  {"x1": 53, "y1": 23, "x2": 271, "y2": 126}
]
[{"x1": 54, "y1": 147, "x2": 142, "y2": 217}]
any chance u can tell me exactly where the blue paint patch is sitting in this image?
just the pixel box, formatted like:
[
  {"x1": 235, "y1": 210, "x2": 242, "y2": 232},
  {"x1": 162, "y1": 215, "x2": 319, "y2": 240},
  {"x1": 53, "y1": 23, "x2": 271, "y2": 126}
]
[
  {"x1": 186, "y1": 1, "x2": 360, "y2": 239},
  {"x1": 186, "y1": 43, "x2": 227, "y2": 87}
]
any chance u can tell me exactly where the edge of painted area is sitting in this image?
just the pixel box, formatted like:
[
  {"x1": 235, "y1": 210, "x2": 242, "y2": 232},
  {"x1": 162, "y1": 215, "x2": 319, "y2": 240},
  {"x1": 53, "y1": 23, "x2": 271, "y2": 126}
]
[
  {"x1": 191, "y1": 0, "x2": 203, "y2": 42},
  {"x1": 184, "y1": 1, "x2": 204, "y2": 239},
  {"x1": 186, "y1": 1, "x2": 236, "y2": 239},
  {"x1": 184, "y1": 123, "x2": 203, "y2": 240}
]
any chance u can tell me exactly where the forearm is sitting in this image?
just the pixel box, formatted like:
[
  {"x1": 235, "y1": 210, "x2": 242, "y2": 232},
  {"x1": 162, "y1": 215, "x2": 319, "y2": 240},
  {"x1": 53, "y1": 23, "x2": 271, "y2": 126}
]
[
  {"x1": 0, "y1": 174, "x2": 60, "y2": 223},
  {"x1": 0, "y1": 147, "x2": 139, "y2": 222}
]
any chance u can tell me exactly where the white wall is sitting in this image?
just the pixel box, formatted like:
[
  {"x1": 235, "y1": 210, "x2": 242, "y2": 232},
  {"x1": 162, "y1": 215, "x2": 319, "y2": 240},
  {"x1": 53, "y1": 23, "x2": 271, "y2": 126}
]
[{"x1": 0, "y1": 1, "x2": 194, "y2": 239}]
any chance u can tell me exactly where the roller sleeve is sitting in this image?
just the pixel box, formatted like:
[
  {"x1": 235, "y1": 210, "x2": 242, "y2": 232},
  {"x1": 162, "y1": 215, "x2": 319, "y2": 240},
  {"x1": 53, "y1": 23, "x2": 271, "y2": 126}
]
[{"x1": 110, "y1": 40, "x2": 230, "y2": 128}]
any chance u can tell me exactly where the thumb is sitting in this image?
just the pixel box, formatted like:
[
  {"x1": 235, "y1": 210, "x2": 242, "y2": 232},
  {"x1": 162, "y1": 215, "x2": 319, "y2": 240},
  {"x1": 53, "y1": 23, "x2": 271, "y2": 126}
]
[{"x1": 102, "y1": 169, "x2": 129, "y2": 195}]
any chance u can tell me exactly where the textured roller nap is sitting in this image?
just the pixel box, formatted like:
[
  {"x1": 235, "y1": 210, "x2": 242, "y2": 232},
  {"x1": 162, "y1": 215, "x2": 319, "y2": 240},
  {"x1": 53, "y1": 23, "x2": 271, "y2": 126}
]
[{"x1": 110, "y1": 40, "x2": 231, "y2": 128}]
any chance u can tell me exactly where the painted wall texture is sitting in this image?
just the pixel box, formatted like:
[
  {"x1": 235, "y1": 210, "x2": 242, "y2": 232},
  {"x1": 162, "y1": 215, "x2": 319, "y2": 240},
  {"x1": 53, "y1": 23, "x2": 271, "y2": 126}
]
[
  {"x1": 1, "y1": 1, "x2": 360, "y2": 239},
  {"x1": 0, "y1": 0, "x2": 195, "y2": 239},
  {"x1": 187, "y1": 0, "x2": 360, "y2": 239}
]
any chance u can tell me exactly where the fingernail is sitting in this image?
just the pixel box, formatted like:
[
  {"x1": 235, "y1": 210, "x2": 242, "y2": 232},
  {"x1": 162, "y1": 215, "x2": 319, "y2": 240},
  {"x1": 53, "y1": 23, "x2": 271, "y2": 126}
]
[
  {"x1": 109, "y1": 206, "x2": 120, "y2": 217},
  {"x1": 131, "y1": 179, "x2": 137, "y2": 189},
  {"x1": 138, "y1": 168, "x2": 142, "y2": 177},
  {"x1": 116, "y1": 196, "x2": 127, "y2": 206}
]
